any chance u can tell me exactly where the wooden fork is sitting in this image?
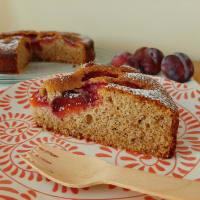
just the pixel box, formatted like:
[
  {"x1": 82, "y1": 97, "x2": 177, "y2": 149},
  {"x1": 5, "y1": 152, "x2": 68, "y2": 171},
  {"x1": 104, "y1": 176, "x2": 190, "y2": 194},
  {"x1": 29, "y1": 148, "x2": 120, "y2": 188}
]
[{"x1": 20, "y1": 143, "x2": 200, "y2": 200}]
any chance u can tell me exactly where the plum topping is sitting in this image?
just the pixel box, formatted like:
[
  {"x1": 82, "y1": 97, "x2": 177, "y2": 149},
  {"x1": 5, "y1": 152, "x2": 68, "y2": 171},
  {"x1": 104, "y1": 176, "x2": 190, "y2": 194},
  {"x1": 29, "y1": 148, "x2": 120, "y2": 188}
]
[
  {"x1": 31, "y1": 40, "x2": 42, "y2": 51},
  {"x1": 26, "y1": 34, "x2": 37, "y2": 39},
  {"x1": 133, "y1": 47, "x2": 164, "y2": 75},
  {"x1": 111, "y1": 52, "x2": 139, "y2": 69},
  {"x1": 25, "y1": 42, "x2": 31, "y2": 51},
  {"x1": 31, "y1": 82, "x2": 107, "y2": 118},
  {"x1": 51, "y1": 82, "x2": 107, "y2": 118},
  {"x1": 82, "y1": 71, "x2": 118, "y2": 81},
  {"x1": 30, "y1": 91, "x2": 48, "y2": 107},
  {"x1": 51, "y1": 90, "x2": 84, "y2": 113},
  {"x1": 161, "y1": 53, "x2": 194, "y2": 83}
]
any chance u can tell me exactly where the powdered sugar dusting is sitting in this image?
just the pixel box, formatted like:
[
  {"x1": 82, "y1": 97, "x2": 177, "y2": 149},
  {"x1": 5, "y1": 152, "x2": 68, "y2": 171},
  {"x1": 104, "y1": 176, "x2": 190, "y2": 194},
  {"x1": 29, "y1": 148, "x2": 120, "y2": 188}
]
[
  {"x1": 126, "y1": 73, "x2": 155, "y2": 83},
  {"x1": 77, "y1": 34, "x2": 91, "y2": 44},
  {"x1": 0, "y1": 37, "x2": 21, "y2": 52},
  {"x1": 56, "y1": 72, "x2": 73, "y2": 82},
  {"x1": 125, "y1": 72, "x2": 175, "y2": 97},
  {"x1": 106, "y1": 83, "x2": 177, "y2": 111}
]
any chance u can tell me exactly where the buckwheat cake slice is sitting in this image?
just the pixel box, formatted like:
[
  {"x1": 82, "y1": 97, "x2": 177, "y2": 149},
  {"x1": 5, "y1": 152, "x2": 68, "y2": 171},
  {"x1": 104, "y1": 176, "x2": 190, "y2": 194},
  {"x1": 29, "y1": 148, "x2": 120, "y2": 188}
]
[{"x1": 30, "y1": 63, "x2": 179, "y2": 158}]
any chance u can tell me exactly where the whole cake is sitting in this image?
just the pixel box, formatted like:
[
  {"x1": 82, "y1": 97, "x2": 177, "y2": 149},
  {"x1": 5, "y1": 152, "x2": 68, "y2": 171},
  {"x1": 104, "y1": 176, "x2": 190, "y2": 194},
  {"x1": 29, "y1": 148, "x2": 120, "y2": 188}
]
[
  {"x1": 30, "y1": 62, "x2": 179, "y2": 158},
  {"x1": 0, "y1": 30, "x2": 95, "y2": 73}
]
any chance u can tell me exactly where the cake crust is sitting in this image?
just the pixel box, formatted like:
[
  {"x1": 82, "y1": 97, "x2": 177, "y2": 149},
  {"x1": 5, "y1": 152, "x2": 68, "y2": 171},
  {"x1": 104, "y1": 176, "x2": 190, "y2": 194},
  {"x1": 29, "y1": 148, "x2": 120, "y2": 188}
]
[{"x1": 42, "y1": 62, "x2": 139, "y2": 99}]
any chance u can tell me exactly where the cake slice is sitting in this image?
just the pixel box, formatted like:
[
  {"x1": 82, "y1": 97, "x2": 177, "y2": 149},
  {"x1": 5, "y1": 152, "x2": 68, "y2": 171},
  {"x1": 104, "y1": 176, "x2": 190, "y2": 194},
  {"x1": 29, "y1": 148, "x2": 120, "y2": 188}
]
[
  {"x1": 30, "y1": 63, "x2": 179, "y2": 158},
  {"x1": 0, "y1": 36, "x2": 31, "y2": 73}
]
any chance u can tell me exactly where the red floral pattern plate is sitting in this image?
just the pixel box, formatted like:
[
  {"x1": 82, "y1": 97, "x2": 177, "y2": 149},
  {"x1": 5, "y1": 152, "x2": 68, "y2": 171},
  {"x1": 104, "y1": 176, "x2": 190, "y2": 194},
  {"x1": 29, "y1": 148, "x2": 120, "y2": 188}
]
[{"x1": 0, "y1": 75, "x2": 200, "y2": 200}]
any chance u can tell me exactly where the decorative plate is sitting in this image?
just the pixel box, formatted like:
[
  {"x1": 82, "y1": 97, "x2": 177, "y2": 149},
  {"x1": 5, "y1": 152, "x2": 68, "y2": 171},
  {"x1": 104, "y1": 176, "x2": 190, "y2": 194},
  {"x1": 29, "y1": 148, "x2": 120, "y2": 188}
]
[{"x1": 0, "y1": 75, "x2": 200, "y2": 200}]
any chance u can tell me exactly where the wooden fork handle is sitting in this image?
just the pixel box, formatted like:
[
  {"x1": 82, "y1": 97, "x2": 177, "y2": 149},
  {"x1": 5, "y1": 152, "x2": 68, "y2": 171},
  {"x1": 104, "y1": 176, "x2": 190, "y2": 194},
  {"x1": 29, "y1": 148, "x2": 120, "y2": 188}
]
[{"x1": 104, "y1": 165, "x2": 200, "y2": 200}]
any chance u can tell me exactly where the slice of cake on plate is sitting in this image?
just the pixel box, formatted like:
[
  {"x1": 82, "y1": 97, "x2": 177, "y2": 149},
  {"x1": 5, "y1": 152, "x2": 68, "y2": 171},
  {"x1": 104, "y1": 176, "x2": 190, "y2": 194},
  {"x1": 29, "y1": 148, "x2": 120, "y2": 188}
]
[{"x1": 30, "y1": 62, "x2": 179, "y2": 158}]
